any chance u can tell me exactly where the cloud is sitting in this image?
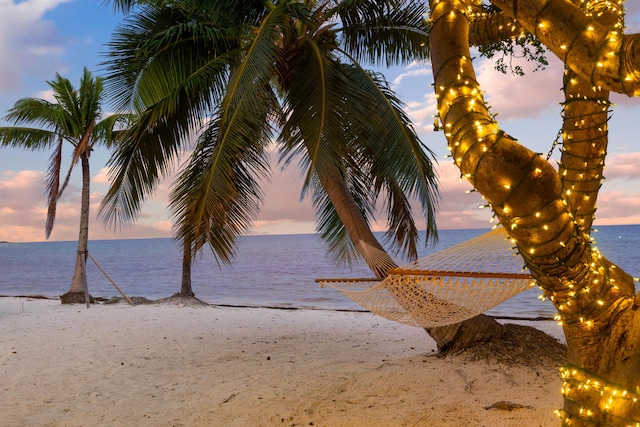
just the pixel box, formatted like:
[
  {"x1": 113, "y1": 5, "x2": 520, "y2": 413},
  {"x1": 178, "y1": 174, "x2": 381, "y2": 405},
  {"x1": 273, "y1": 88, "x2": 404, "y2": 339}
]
[
  {"x1": 432, "y1": 163, "x2": 493, "y2": 229},
  {"x1": 593, "y1": 190, "x2": 640, "y2": 226},
  {"x1": 389, "y1": 53, "x2": 567, "y2": 141},
  {"x1": 93, "y1": 167, "x2": 110, "y2": 185},
  {"x1": 3, "y1": 148, "x2": 640, "y2": 242},
  {"x1": 0, "y1": 169, "x2": 45, "y2": 205},
  {"x1": 605, "y1": 152, "x2": 640, "y2": 180},
  {"x1": 0, "y1": 0, "x2": 72, "y2": 95},
  {"x1": 390, "y1": 67, "x2": 432, "y2": 91},
  {"x1": 256, "y1": 161, "x2": 315, "y2": 226},
  {"x1": 0, "y1": 168, "x2": 173, "y2": 242},
  {"x1": 475, "y1": 56, "x2": 565, "y2": 121}
]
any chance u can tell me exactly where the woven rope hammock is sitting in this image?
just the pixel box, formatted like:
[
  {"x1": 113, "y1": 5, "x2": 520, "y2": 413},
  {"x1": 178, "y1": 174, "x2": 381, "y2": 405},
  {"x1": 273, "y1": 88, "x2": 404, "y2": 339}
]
[{"x1": 316, "y1": 227, "x2": 535, "y2": 328}]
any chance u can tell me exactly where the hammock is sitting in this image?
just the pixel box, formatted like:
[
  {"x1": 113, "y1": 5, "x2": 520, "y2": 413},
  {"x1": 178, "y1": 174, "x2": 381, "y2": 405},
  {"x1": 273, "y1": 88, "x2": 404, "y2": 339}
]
[{"x1": 316, "y1": 227, "x2": 535, "y2": 328}]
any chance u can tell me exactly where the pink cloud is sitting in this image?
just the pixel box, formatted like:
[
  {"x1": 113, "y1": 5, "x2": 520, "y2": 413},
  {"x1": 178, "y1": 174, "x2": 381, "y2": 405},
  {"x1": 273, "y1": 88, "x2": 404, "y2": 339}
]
[
  {"x1": 0, "y1": 169, "x2": 173, "y2": 242},
  {"x1": 257, "y1": 164, "x2": 314, "y2": 224},
  {"x1": 432, "y1": 164, "x2": 493, "y2": 229},
  {"x1": 3, "y1": 147, "x2": 640, "y2": 243},
  {"x1": 475, "y1": 56, "x2": 565, "y2": 121},
  {"x1": 604, "y1": 152, "x2": 640, "y2": 180},
  {"x1": 593, "y1": 191, "x2": 640, "y2": 225}
]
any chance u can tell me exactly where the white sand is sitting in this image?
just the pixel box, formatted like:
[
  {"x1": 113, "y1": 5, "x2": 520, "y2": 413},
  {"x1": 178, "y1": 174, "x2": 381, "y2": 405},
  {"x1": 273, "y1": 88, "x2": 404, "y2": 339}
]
[{"x1": 0, "y1": 297, "x2": 564, "y2": 426}]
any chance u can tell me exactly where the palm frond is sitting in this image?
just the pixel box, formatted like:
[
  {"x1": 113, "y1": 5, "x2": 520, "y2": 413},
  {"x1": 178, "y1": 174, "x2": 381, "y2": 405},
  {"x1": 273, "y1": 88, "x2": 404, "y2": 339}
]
[
  {"x1": 279, "y1": 39, "x2": 353, "y2": 187},
  {"x1": 333, "y1": 0, "x2": 430, "y2": 67},
  {"x1": 103, "y1": 2, "x2": 238, "y2": 112},
  {"x1": 99, "y1": 109, "x2": 184, "y2": 228},
  {"x1": 78, "y1": 68, "x2": 105, "y2": 128},
  {"x1": 100, "y1": 5, "x2": 247, "y2": 228},
  {"x1": 170, "y1": 92, "x2": 275, "y2": 262},
  {"x1": 220, "y1": 2, "x2": 298, "y2": 123},
  {"x1": 339, "y1": 63, "x2": 439, "y2": 255},
  {"x1": 104, "y1": 0, "x2": 137, "y2": 14},
  {"x1": 0, "y1": 126, "x2": 58, "y2": 150},
  {"x1": 93, "y1": 113, "x2": 132, "y2": 149},
  {"x1": 310, "y1": 165, "x2": 377, "y2": 266},
  {"x1": 47, "y1": 74, "x2": 83, "y2": 139},
  {"x1": 45, "y1": 137, "x2": 64, "y2": 238},
  {"x1": 4, "y1": 97, "x2": 53, "y2": 123}
]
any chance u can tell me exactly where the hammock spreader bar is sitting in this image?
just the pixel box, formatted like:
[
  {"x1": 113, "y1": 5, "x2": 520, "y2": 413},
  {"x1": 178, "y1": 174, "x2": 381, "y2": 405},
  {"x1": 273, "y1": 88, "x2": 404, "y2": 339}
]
[{"x1": 387, "y1": 269, "x2": 531, "y2": 279}]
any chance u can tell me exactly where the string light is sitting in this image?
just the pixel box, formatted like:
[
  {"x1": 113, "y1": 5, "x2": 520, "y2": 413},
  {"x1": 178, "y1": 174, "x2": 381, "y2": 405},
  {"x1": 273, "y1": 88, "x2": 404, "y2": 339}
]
[
  {"x1": 430, "y1": 0, "x2": 639, "y2": 423},
  {"x1": 557, "y1": 365, "x2": 640, "y2": 425}
]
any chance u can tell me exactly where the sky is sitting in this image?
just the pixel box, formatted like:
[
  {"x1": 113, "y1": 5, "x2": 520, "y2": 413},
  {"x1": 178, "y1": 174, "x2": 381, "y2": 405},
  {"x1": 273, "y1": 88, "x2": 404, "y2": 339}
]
[{"x1": 1, "y1": 1, "x2": 640, "y2": 243}]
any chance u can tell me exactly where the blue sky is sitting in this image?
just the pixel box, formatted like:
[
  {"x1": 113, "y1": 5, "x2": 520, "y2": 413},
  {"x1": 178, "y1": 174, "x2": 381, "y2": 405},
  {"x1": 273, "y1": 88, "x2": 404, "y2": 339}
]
[{"x1": 1, "y1": 0, "x2": 640, "y2": 243}]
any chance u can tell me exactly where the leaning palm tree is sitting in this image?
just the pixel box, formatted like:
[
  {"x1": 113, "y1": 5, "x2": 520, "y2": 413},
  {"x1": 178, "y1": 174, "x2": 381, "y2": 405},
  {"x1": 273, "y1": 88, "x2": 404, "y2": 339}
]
[
  {"x1": 101, "y1": 0, "x2": 439, "y2": 275},
  {"x1": 0, "y1": 68, "x2": 128, "y2": 304}
]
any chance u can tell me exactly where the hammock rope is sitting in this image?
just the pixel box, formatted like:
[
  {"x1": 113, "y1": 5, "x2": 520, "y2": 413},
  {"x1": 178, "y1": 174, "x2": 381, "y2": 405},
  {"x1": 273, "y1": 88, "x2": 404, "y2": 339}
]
[{"x1": 317, "y1": 227, "x2": 535, "y2": 328}]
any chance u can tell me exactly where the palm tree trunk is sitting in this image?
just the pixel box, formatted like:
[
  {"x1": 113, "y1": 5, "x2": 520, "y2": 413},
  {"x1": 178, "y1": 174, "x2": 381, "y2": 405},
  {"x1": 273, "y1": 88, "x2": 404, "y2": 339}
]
[
  {"x1": 316, "y1": 161, "x2": 504, "y2": 352},
  {"x1": 315, "y1": 162, "x2": 393, "y2": 277},
  {"x1": 179, "y1": 241, "x2": 195, "y2": 297},
  {"x1": 60, "y1": 152, "x2": 93, "y2": 304}
]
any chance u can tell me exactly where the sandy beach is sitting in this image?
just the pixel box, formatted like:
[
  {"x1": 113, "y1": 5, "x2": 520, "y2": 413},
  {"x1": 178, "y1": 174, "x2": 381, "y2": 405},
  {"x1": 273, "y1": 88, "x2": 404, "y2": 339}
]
[{"x1": 0, "y1": 297, "x2": 565, "y2": 426}]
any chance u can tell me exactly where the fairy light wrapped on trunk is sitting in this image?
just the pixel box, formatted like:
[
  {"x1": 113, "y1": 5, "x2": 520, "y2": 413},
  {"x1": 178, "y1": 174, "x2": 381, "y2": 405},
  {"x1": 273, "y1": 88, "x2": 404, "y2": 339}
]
[{"x1": 428, "y1": 0, "x2": 640, "y2": 425}]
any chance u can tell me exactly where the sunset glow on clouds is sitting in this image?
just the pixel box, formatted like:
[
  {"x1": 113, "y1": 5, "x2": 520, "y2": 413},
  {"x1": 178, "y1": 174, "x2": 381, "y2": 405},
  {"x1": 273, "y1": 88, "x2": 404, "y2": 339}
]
[{"x1": 2, "y1": 1, "x2": 640, "y2": 243}]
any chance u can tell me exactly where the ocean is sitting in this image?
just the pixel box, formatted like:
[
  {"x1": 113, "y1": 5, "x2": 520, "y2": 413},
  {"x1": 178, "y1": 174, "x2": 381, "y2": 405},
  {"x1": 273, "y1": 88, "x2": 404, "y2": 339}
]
[{"x1": 1, "y1": 225, "x2": 639, "y2": 319}]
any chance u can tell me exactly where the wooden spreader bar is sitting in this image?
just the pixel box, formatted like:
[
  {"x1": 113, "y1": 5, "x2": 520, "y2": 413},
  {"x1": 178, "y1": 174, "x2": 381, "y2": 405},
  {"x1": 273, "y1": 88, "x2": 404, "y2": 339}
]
[{"x1": 386, "y1": 269, "x2": 532, "y2": 279}]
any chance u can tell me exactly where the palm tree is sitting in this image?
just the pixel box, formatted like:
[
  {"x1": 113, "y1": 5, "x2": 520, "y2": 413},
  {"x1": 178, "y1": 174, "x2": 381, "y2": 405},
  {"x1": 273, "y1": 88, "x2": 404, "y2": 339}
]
[
  {"x1": 100, "y1": 0, "x2": 439, "y2": 279},
  {"x1": 0, "y1": 68, "x2": 128, "y2": 304}
]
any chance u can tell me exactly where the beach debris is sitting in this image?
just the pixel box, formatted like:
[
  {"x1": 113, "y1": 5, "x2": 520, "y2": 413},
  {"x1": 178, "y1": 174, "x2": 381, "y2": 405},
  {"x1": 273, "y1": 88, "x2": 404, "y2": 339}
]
[
  {"x1": 455, "y1": 369, "x2": 474, "y2": 392},
  {"x1": 221, "y1": 393, "x2": 238, "y2": 404},
  {"x1": 484, "y1": 401, "x2": 533, "y2": 411}
]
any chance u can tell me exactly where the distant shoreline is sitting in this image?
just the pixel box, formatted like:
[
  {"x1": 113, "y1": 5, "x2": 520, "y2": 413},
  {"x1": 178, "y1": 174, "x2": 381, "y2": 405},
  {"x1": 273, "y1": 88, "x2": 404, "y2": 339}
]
[{"x1": 2, "y1": 222, "x2": 639, "y2": 244}]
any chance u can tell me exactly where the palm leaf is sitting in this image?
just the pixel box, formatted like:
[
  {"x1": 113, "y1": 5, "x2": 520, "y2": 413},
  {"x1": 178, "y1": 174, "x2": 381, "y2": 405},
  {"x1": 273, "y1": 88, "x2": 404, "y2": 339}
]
[
  {"x1": 0, "y1": 126, "x2": 58, "y2": 150},
  {"x1": 277, "y1": 36, "x2": 384, "y2": 264},
  {"x1": 338, "y1": 63, "x2": 439, "y2": 256},
  {"x1": 103, "y1": 2, "x2": 239, "y2": 112},
  {"x1": 45, "y1": 136, "x2": 64, "y2": 238},
  {"x1": 279, "y1": 38, "x2": 355, "y2": 186},
  {"x1": 167, "y1": 2, "x2": 298, "y2": 259},
  {"x1": 100, "y1": 5, "x2": 244, "y2": 227},
  {"x1": 170, "y1": 91, "x2": 275, "y2": 262},
  {"x1": 309, "y1": 164, "x2": 378, "y2": 266},
  {"x1": 220, "y1": 2, "x2": 301, "y2": 123},
  {"x1": 333, "y1": 0, "x2": 430, "y2": 66}
]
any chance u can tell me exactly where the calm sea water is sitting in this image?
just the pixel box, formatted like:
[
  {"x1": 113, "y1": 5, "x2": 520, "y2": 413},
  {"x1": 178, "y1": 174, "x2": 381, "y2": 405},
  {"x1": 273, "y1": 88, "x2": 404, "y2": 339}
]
[{"x1": 1, "y1": 225, "x2": 638, "y2": 318}]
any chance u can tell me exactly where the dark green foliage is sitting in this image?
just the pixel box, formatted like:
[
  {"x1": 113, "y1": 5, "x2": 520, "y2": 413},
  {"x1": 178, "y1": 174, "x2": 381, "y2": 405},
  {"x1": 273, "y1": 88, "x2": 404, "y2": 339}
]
[{"x1": 100, "y1": 0, "x2": 439, "y2": 266}]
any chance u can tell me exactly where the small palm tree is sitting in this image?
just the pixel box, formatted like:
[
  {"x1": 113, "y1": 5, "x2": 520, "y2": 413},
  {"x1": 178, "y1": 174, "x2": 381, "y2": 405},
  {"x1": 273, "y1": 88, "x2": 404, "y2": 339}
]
[
  {"x1": 0, "y1": 68, "x2": 128, "y2": 304},
  {"x1": 101, "y1": 0, "x2": 439, "y2": 274}
]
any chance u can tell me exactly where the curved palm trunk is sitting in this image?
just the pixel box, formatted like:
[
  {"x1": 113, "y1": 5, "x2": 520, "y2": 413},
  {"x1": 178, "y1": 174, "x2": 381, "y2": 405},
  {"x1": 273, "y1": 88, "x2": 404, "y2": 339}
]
[
  {"x1": 60, "y1": 152, "x2": 93, "y2": 305},
  {"x1": 429, "y1": 1, "x2": 640, "y2": 423},
  {"x1": 315, "y1": 162, "x2": 393, "y2": 277},
  {"x1": 316, "y1": 161, "x2": 504, "y2": 352}
]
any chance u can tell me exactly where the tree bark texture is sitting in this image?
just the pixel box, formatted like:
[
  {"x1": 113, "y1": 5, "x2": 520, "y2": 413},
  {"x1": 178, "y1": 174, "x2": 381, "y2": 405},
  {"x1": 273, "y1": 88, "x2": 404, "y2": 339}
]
[
  {"x1": 430, "y1": 1, "x2": 640, "y2": 424},
  {"x1": 180, "y1": 241, "x2": 195, "y2": 297},
  {"x1": 61, "y1": 152, "x2": 93, "y2": 304}
]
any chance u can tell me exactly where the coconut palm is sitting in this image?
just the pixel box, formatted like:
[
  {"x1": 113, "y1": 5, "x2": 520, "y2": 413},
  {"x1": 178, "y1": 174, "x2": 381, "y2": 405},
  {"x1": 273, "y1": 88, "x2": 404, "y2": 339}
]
[
  {"x1": 100, "y1": 0, "x2": 439, "y2": 276},
  {"x1": 0, "y1": 68, "x2": 128, "y2": 304}
]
